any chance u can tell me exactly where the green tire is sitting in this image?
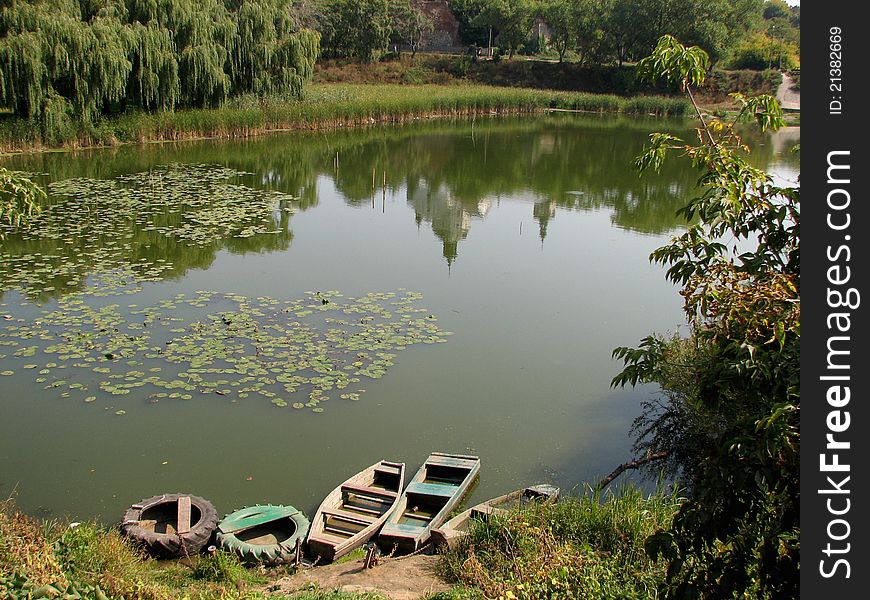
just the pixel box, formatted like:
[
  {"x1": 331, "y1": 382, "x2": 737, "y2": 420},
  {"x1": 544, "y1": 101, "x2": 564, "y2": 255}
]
[{"x1": 216, "y1": 504, "x2": 309, "y2": 564}]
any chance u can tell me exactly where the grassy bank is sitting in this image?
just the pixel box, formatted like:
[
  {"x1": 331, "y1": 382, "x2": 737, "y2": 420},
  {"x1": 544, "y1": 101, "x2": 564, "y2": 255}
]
[
  {"x1": 0, "y1": 497, "x2": 379, "y2": 600},
  {"x1": 315, "y1": 55, "x2": 782, "y2": 100},
  {"x1": 1, "y1": 485, "x2": 680, "y2": 599},
  {"x1": 436, "y1": 485, "x2": 679, "y2": 599},
  {"x1": 0, "y1": 83, "x2": 690, "y2": 153}
]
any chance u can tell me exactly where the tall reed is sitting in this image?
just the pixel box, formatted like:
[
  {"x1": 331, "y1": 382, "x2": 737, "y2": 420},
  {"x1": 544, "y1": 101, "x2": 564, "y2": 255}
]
[{"x1": 0, "y1": 84, "x2": 690, "y2": 152}]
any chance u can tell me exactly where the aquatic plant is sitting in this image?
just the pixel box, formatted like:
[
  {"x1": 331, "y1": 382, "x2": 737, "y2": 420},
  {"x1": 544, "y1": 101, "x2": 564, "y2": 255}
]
[
  {"x1": 1, "y1": 164, "x2": 295, "y2": 299},
  {"x1": 0, "y1": 288, "x2": 449, "y2": 413}
]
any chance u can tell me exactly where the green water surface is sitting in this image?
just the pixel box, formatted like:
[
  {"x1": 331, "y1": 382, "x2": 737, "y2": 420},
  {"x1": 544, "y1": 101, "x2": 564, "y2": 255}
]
[{"x1": 0, "y1": 115, "x2": 800, "y2": 522}]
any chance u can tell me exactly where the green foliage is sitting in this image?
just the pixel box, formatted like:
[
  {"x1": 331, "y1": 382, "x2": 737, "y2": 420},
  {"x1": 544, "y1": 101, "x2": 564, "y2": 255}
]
[
  {"x1": 472, "y1": 0, "x2": 535, "y2": 59},
  {"x1": 315, "y1": 0, "x2": 393, "y2": 62},
  {"x1": 440, "y1": 486, "x2": 680, "y2": 599},
  {"x1": 637, "y1": 35, "x2": 710, "y2": 90},
  {"x1": 0, "y1": 82, "x2": 691, "y2": 150},
  {"x1": 528, "y1": 0, "x2": 764, "y2": 67},
  {"x1": 0, "y1": 0, "x2": 319, "y2": 143},
  {"x1": 0, "y1": 168, "x2": 44, "y2": 238},
  {"x1": 728, "y1": 32, "x2": 798, "y2": 70},
  {"x1": 391, "y1": 0, "x2": 435, "y2": 57},
  {"x1": 539, "y1": 0, "x2": 575, "y2": 63},
  {"x1": 613, "y1": 35, "x2": 799, "y2": 597},
  {"x1": 447, "y1": 0, "x2": 491, "y2": 47}
]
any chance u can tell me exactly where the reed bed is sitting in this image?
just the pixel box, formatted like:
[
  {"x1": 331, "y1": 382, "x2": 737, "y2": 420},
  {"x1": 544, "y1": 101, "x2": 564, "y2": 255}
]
[{"x1": 0, "y1": 84, "x2": 689, "y2": 152}]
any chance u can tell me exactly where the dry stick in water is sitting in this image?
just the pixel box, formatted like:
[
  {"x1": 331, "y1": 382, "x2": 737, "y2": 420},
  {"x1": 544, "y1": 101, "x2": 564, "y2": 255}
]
[{"x1": 595, "y1": 450, "x2": 671, "y2": 490}]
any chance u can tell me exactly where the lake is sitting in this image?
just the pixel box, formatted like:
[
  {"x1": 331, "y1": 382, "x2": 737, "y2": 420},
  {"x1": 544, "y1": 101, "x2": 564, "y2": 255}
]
[{"x1": 0, "y1": 115, "x2": 800, "y2": 522}]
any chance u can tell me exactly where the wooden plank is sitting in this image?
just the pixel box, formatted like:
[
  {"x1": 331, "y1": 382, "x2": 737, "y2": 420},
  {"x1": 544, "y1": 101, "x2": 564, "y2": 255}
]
[
  {"x1": 381, "y1": 522, "x2": 425, "y2": 535},
  {"x1": 176, "y1": 496, "x2": 191, "y2": 534},
  {"x1": 470, "y1": 505, "x2": 507, "y2": 519},
  {"x1": 425, "y1": 454, "x2": 480, "y2": 468},
  {"x1": 323, "y1": 524, "x2": 355, "y2": 537},
  {"x1": 136, "y1": 519, "x2": 157, "y2": 532},
  {"x1": 308, "y1": 531, "x2": 348, "y2": 546},
  {"x1": 406, "y1": 482, "x2": 458, "y2": 497},
  {"x1": 322, "y1": 508, "x2": 375, "y2": 525},
  {"x1": 429, "y1": 452, "x2": 480, "y2": 462},
  {"x1": 374, "y1": 463, "x2": 402, "y2": 476},
  {"x1": 342, "y1": 483, "x2": 397, "y2": 500}
]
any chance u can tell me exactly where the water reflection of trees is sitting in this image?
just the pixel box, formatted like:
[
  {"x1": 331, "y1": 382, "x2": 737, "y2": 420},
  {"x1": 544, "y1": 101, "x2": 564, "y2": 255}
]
[
  {"x1": 0, "y1": 168, "x2": 295, "y2": 302},
  {"x1": 1, "y1": 116, "x2": 798, "y2": 278}
]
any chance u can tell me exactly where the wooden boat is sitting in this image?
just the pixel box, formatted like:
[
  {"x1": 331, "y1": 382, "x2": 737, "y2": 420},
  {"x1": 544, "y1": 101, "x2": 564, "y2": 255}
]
[
  {"x1": 430, "y1": 484, "x2": 560, "y2": 549},
  {"x1": 377, "y1": 452, "x2": 480, "y2": 554},
  {"x1": 306, "y1": 460, "x2": 405, "y2": 562}
]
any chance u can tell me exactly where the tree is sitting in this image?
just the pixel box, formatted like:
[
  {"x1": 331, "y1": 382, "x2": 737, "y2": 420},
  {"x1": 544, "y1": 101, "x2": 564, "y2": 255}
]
[
  {"x1": 0, "y1": 0, "x2": 320, "y2": 141},
  {"x1": 391, "y1": 0, "x2": 434, "y2": 58},
  {"x1": 611, "y1": 36, "x2": 799, "y2": 597},
  {"x1": 474, "y1": 0, "x2": 535, "y2": 59},
  {"x1": 540, "y1": 0, "x2": 575, "y2": 63},
  {"x1": 600, "y1": 0, "x2": 762, "y2": 66},
  {"x1": 729, "y1": 31, "x2": 798, "y2": 70},
  {"x1": 448, "y1": 0, "x2": 491, "y2": 47},
  {"x1": 315, "y1": 0, "x2": 393, "y2": 62},
  {"x1": 572, "y1": 0, "x2": 608, "y2": 66}
]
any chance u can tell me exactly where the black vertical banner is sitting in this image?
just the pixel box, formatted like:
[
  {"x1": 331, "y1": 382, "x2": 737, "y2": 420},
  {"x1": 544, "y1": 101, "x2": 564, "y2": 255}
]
[{"x1": 802, "y1": 2, "x2": 869, "y2": 597}]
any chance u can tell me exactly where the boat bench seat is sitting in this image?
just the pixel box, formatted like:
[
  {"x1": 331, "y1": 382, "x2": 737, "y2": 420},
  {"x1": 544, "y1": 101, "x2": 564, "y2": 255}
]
[
  {"x1": 308, "y1": 531, "x2": 348, "y2": 545},
  {"x1": 341, "y1": 502, "x2": 383, "y2": 516},
  {"x1": 322, "y1": 508, "x2": 375, "y2": 525},
  {"x1": 374, "y1": 462, "x2": 403, "y2": 476},
  {"x1": 381, "y1": 522, "x2": 424, "y2": 535},
  {"x1": 342, "y1": 483, "x2": 397, "y2": 501},
  {"x1": 406, "y1": 481, "x2": 458, "y2": 497},
  {"x1": 426, "y1": 454, "x2": 480, "y2": 469}
]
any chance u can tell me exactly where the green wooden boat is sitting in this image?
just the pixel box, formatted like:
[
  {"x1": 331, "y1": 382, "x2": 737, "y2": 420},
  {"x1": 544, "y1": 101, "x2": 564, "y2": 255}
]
[{"x1": 377, "y1": 452, "x2": 480, "y2": 554}]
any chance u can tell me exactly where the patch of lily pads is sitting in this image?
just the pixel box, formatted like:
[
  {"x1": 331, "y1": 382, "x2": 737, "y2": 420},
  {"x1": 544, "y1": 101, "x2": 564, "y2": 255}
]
[
  {"x1": 0, "y1": 290, "x2": 450, "y2": 413},
  {"x1": 0, "y1": 164, "x2": 296, "y2": 300}
]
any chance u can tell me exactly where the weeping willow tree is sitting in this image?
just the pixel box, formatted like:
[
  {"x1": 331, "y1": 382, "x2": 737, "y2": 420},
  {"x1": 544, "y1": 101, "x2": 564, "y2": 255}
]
[
  {"x1": 0, "y1": 0, "x2": 319, "y2": 140},
  {"x1": 229, "y1": 0, "x2": 319, "y2": 98}
]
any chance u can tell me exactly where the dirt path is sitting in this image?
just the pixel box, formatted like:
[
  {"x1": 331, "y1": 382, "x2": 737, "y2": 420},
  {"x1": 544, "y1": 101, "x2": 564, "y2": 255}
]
[
  {"x1": 266, "y1": 554, "x2": 452, "y2": 599},
  {"x1": 776, "y1": 73, "x2": 800, "y2": 111}
]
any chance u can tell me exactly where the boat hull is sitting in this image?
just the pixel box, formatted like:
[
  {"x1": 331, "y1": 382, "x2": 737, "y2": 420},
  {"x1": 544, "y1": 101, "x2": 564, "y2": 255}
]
[
  {"x1": 430, "y1": 484, "x2": 560, "y2": 549},
  {"x1": 378, "y1": 452, "x2": 481, "y2": 554},
  {"x1": 307, "y1": 460, "x2": 405, "y2": 562}
]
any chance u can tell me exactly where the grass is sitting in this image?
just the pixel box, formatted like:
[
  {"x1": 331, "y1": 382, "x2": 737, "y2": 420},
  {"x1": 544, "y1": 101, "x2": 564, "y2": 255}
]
[
  {"x1": 0, "y1": 83, "x2": 690, "y2": 153},
  {"x1": 0, "y1": 497, "x2": 375, "y2": 600},
  {"x1": 437, "y1": 484, "x2": 681, "y2": 600}
]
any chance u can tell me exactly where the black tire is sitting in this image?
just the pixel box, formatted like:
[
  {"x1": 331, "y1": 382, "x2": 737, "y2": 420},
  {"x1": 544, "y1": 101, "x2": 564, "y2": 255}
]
[{"x1": 120, "y1": 493, "x2": 218, "y2": 558}]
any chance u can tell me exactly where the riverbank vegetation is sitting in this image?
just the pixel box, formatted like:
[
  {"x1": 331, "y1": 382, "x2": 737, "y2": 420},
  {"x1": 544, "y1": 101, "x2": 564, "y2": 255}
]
[
  {"x1": 0, "y1": 83, "x2": 690, "y2": 152},
  {"x1": 611, "y1": 36, "x2": 799, "y2": 597},
  {"x1": 437, "y1": 485, "x2": 680, "y2": 599},
  {"x1": 315, "y1": 55, "x2": 782, "y2": 100},
  {"x1": 0, "y1": 0, "x2": 319, "y2": 144},
  {"x1": 0, "y1": 0, "x2": 798, "y2": 153},
  {"x1": 0, "y1": 496, "x2": 380, "y2": 599}
]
